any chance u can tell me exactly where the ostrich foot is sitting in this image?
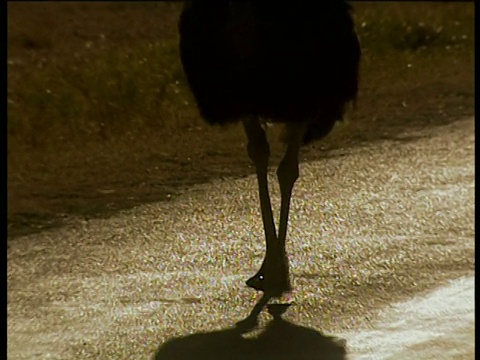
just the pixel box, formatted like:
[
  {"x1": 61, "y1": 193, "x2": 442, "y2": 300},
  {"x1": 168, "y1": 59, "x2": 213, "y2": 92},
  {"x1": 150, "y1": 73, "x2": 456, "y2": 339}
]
[{"x1": 246, "y1": 257, "x2": 291, "y2": 297}]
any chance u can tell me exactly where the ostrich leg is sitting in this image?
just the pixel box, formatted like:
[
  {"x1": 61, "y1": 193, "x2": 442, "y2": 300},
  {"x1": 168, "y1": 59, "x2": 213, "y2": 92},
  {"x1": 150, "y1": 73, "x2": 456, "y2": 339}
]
[
  {"x1": 275, "y1": 123, "x2": 307, "y2": 294},
  {"x1": 241, "y1": 117, "x2": 282, "y2": 294}
]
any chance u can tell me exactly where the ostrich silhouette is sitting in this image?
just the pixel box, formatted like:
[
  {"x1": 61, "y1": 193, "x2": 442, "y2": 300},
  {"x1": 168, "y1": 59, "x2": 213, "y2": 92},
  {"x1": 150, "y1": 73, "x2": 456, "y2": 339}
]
[{"x1": 179, "y1": 1, "x2": 361, "y2": 298}]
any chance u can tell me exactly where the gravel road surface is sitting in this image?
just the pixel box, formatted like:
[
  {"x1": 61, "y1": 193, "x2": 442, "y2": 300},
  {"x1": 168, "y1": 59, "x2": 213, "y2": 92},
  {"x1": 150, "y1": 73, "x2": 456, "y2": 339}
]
[{"x1": 8, "y1": 117, "x2": 474, "y2": 359}]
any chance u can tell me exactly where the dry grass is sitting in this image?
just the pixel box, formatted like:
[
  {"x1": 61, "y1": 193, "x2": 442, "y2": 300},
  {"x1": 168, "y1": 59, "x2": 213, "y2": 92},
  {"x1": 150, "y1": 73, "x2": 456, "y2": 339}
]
[{"x1": 7, "y1": 2, "x2": 474, "y2": 238}]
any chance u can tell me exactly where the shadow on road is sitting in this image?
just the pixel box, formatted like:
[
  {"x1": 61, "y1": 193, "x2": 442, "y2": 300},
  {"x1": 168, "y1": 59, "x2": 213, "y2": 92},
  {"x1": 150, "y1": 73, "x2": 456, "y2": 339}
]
[{"x1": 154, "y1": 295, "x2": 347, "y2": 360}]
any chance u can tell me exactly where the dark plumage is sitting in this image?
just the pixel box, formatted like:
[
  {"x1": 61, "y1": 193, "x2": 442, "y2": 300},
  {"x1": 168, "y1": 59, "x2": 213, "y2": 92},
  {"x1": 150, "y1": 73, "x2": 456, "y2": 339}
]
[
  {"x1": 179, "y1": 1, "x2": 360, "y2": 143},
  {"x1": 179, "y1": 1, "x2": 361, "y2": 298}
]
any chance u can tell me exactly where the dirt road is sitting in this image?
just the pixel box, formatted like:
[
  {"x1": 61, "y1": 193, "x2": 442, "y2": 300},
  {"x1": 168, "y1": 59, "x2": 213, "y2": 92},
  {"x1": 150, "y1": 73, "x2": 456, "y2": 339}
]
[{"x1": 7, "y1": 117, "x2": 474, "y2": 359}]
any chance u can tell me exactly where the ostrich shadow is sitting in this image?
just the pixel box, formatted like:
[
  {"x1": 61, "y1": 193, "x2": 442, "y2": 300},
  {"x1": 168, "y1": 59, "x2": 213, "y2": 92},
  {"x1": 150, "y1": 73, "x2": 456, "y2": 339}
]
[{"x1": 154, "y1": 294, "x2": 347, "y2": 360}]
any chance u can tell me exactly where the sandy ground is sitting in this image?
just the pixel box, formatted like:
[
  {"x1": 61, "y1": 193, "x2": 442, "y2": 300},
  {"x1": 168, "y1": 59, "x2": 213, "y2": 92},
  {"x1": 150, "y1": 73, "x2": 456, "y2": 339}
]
[{"x1": 7, "y1": 117, "x2": 474, "y2": 359}]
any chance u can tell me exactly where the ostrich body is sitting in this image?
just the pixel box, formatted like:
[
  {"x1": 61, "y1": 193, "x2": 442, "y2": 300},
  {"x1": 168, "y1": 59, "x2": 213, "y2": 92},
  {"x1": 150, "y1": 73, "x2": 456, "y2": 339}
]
[{"x1": 179, "y1": 1, "x2": 361, "y2": 297}]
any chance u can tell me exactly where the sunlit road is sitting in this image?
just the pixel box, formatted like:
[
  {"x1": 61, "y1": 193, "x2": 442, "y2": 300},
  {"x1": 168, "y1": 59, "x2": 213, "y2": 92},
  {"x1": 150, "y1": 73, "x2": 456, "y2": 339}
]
[{"x1": 8, "y1": 117, "x2": 474, "y2": 359}]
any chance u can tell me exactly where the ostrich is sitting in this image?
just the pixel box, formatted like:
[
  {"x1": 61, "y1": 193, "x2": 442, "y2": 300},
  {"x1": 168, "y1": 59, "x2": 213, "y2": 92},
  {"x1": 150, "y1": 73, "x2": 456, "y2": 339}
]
[{"x1": 178, "y1": 1, "x2": 361, "y2": 298}]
